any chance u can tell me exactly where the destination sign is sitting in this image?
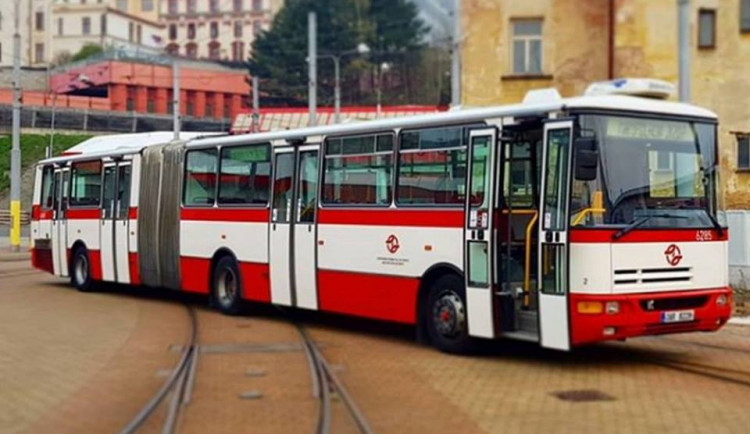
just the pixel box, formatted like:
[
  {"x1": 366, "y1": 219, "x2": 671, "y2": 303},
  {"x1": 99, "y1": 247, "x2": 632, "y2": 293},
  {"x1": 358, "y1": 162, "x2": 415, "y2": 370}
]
[{"x1": 606, "y1": 117, "x2": 694, "y2": 142}]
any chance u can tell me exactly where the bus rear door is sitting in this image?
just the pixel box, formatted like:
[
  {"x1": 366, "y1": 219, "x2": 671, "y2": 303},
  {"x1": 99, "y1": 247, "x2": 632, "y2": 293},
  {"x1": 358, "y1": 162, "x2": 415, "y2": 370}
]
[
  {"x1": 51, "y1": 167, "x2": 70, "y2": 277},
  {"x1": 538, "y1": 120, "x2": 573, "y2": 350},
  {"x1": 100, "y1": 161, "x2": 132, "y2": 283}
]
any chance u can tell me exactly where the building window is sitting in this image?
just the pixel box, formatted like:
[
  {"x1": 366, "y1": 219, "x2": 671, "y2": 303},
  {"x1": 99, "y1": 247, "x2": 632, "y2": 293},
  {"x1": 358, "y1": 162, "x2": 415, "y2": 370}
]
[
  {"x1": 218, "y1": 145, "x2": 271, "y2": 205},
  {"x1": 234, "y1": 0, "x2": 243, "y2": 13},
  {"x1": 323, "y1": 134, "x2": 394, "y2": 206},
  {"x1": 209, "y1": 42, "x2": 221, "y2": 60},
  {"x1": 186, "y1": 43, "x2": 197, "y2": 59},
  {"x1": 252, "y1": 0, "x2": 262, "y2": 12},
  {"x1": 231, "y1": 41, "x2": 244, "y2": 61},
  {"x1": 742, "y1": 0, "x2": 750, "y2": 32},
  {"x1": 0, "y1": 12, "x2": 3, "y2": 32},
  {"x1": 57, "y1": 18, "x2": 63, "y2": 36},
  {"x1": 184, "y1": 149, "x2": 218, "y2": 206},
  {"x1": 141, "y1": 0, "x2": 154, "y2": 12},
  {"x1": 169, "y1": 24, "x2": 177, "y2": 40},
  {"x1": 211, "y1": 22, "x2": 219, "y2": 38},
  {"x1": 187, "y1": 0, "x2": 197, "y2": 14},
  {"x1": 168, "y1": 0, "x2": 178, "y2": 14},
  {"x1": 252, "y1": 20, "x2": 261, "y2": 37},
  {"x1": 35, "y1": 43, "x2": 44, "y2": 63},
  {"x1": 36, "y1": 12, "x2": 45, "y2": 31},
  {"x1": 739, "y1": 136, "x2": 750, "y2": 170},
  {"x1": 129, "y1": 22, "x2": 134, "y2": 41},
  {"x1": 166, "y1": 43, "x2": 179, "y2": 55},
  {"x1": 116, "y1": 0, "x2": 127, "y2": 12},
  {"x1": 187, "y1": 23, "x2": 196, "y2": 39},
  {"x1": 511, "y1": 19, "x2": 543, "y2": 75},
  {"x1": 101, "y1": 14, "x2": 107, "y2": 34},
  {"x1": 137, "y1": 24, "x2": 142, "y2": 44},
  {"x1": 82, "y1": 17, "x2": 91, "y2": 35},
  {"x1": 234, "y1": 21, "x2": 243, "y2": 38},
  {"x1": 210, "y1": 0, "x2": 220, "y2": 13},
  {"x1": 698, "y1": 9, "x2": 716, "y2": 49}
]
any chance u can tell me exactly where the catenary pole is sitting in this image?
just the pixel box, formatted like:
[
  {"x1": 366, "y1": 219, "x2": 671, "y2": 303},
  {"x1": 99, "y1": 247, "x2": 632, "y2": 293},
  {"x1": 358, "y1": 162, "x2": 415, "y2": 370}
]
[
  {"x1": 252, "y1": 76, "x2": 260, "y2": 132},
  {"x1": 308, "y1": 12, "x2": 317, "y2": 126},
  {"x1": 10, "y1": 0, "x2": 22, "y2": 252},
  {"x1": 677, "y1": 0, "x2": 690, "y2": 102},
  {"x1": 173, "y1": 59, "x2": 180, "y2": 140}
]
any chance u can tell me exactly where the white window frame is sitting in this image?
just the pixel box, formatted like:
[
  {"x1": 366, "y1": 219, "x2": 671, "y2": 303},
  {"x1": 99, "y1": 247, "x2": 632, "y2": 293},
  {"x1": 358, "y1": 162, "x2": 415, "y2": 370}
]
[{"x1": 511, "y1": 19, "x2": 543, "y2": 75}]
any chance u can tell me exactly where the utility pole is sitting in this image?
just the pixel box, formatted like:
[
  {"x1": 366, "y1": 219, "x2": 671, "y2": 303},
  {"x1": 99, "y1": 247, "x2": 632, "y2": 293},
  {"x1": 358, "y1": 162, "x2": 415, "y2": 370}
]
[
  {"x1": 252, "y1": 76, "x2": 260, "y2": 132},
  {"x1": 10, "y1": 0, "x2": 22, "y2": 252},
  {"x1": 451, "y1": 0, "x2": 461, "y2": 108},
  {"x1": 308, "y1": 12, "x2": 317, "y2": 126},
  {"x1": 677, "y1": 0, "x2": 690, "y2": 102},
  {"x1": 173, "y1": 59, "x2": 180, "y2": 140}
]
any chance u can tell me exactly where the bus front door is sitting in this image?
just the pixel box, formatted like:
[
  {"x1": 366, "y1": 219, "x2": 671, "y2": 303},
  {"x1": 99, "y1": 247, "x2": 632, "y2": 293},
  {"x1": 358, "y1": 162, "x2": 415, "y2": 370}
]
[
  {"x1": 51, "y1": 167, "x2": 70, "y2": 277},
  {"x1": 269, "y1": 145, "x2": 321, "y2": 309},
  {"x1": 537, "y1": 120, "x2": 573, "y2": 350},
  {"x1": 100, "y1": 162, "x2": 132, "y2": 283},
  {"x1": 464, "y1": 128, "x2": 499, "y2": 339}
]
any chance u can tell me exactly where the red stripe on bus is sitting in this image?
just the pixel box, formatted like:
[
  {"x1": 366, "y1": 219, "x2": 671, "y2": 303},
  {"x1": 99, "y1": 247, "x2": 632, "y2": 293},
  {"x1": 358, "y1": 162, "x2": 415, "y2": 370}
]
[
  {"x1": 239, "y1": 262, "x2": 271, "y2": 302},
  {"x1": 129, "y1": 252, "x2": 141, "y2": 286},
  {"x1": 180, "y1": 256, "x2": 211, "y2": 294},
  {"x1": 31, "y1": 247, "x2": 54, "y2": 274},
  {"x1": 569, "y1": 228, "x2": 728, "y2": 243},
  {"x1": 180, "y1": 208, "x2": 270, "y2": 222},
  {"x1": 317, "y1": 208, "x2": 464, "y2": 228},
  {"x1": 66, "y1": 208, "x2": 101, "y2": 220},
  {"x1": 79, "y1": 249, "x2": 103, "y2": 281},
  {"x1": 129, "y1": 207, "x2": 138, "y2": 219},
  {"x1": 317, "y1": 270, "x2": 419, "y2": 324}
]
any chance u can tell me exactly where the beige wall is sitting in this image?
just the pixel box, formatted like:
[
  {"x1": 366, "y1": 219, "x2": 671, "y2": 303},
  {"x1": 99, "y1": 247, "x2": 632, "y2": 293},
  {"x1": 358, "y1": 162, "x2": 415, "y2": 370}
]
[{"x1": 462, "y1": 0, "x2": 750, "y2": 210}]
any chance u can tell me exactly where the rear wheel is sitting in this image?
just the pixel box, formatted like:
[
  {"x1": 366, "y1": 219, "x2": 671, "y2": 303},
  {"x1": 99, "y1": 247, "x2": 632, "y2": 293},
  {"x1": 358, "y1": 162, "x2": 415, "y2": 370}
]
[
  {"x1": 71, "y1": 247, "x2": 94, "y2": 292},
  {"x1": 212, "y1": 256, "x2": 244, "y2": 315},
  {"x1": 424, "y1": 274, "x2": 473, "y2": 354}
]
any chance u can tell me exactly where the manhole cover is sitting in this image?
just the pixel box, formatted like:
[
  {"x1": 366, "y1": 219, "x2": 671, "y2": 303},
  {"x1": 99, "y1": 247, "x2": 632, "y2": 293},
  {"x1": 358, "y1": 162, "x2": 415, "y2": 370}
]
[{"x1": 552, "y1": 389, "x2": 615, "y2": 402}]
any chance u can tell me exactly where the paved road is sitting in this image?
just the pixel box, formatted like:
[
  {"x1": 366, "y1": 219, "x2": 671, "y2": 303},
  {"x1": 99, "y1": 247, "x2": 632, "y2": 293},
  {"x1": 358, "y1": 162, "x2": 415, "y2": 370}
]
[{"x1": 2, "y1": 260, "x2": 749, "y2": 434}]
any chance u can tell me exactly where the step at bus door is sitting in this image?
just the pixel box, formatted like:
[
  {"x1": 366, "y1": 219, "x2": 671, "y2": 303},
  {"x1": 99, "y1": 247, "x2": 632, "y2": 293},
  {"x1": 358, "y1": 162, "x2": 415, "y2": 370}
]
[
  {"x1": 51, "y1": 167, "x2": 70, "y2": 277},
  {"x1": 269, "y1": 147, "x2": 296, "y2": 306},
  {"x1": 293, "y1": 145, "x2": 320, "y2": 310},
  {"x1": 537, "y1": 120, "x2": 574, "y2": 351},
  {"x1": 101, "y1": 162, "x2": 132, "y2": 283},
  {"x1": 464, "y1": 127, "x2": 499, "y2": 339}
]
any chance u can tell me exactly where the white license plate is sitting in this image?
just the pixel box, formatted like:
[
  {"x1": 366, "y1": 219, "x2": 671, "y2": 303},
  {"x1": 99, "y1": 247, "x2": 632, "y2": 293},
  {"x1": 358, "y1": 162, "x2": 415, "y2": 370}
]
[{"x1": 661, "y1": 310, "x2": 695, "y2": 323}]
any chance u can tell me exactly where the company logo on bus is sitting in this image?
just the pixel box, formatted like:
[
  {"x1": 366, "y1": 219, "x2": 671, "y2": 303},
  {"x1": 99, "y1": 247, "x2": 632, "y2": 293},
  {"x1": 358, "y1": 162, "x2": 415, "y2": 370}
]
[
  {"x1": 385, "y1": 234, "x2": 400, "y2": 254},
  {"x1": 664, "y1": 244, "x2": 683, "y2": 266}
]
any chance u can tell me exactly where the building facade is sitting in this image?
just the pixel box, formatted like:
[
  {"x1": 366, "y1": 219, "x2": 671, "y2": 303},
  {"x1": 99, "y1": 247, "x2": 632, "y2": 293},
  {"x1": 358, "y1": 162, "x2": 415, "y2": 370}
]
[
  {"x1": 461, "y1": 0, "x2": 750, "y2": 287},
  {"x1": 0, "y1": 1, "x2": 31, "y2": 68},
  {"x1": 160, "y1": 0, "x2": 283, "y2": 61}
]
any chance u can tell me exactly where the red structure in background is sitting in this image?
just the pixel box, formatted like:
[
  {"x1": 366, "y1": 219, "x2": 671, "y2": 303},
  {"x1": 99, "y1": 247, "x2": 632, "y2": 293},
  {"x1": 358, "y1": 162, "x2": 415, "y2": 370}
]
[{"x1": 42, "y1": 60, "x2": 250, "y2": 120}]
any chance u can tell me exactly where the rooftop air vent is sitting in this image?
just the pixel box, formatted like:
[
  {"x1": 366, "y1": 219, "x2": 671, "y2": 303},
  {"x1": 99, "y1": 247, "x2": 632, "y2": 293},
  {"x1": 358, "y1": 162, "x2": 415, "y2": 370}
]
[{"x1": 584, "y1": 78, "x2": 675, "y2": 100}]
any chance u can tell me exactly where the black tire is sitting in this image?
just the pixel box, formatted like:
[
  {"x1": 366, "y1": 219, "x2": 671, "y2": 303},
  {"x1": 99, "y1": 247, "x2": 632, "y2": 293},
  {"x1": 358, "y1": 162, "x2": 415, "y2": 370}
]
[
  {"x1": 211, "y1": 256, "x2": 244, "y2": 315},
  {"x1": 424, "y1": 274, "x2": 473, "y2": 354},
  {"x1": 70, "y1": 247, "x2": 94, "y2": 292}
]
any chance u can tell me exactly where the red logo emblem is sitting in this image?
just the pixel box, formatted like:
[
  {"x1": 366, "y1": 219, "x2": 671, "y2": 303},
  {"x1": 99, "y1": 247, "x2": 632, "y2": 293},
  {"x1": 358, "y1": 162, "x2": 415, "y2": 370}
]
[
  {"x1": 385, "y1": 234, "x2": 400, "y2": 254},
  {"x1": 664, "y1": 244, "x2": 683, "y2": 266}
]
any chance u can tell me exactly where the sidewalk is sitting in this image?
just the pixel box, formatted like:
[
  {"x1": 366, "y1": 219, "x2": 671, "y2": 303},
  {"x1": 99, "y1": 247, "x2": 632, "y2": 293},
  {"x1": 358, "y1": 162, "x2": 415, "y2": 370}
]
[{"x1": 0, "y1": 236, "x2": 31, "y2": 262}]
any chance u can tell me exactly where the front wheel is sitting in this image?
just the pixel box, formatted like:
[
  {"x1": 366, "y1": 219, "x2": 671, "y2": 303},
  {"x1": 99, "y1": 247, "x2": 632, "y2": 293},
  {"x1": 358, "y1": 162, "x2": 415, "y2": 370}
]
[
  {"x1": 211, "y1": 256, "x2": 244, "y2": 315},
  {"x1": 424, "y1": 274, "x2": 473, "y2": 354},
  {"x1": 71, "y1": 247, "x2": 94, "y2": 292}
]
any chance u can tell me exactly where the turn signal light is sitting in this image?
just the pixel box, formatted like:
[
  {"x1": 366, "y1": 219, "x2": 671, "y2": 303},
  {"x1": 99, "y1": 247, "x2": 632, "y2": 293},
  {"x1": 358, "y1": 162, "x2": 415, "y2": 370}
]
[{"x1": 577, "y1": 301, "x2": 603, "y2": 314}]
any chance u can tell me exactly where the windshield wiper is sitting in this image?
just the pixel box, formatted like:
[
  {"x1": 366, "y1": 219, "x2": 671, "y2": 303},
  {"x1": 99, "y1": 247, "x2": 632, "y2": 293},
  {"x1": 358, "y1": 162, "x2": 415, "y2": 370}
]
[{"x1": 612, "y1": 214, "x2": 688, "y2": 240}]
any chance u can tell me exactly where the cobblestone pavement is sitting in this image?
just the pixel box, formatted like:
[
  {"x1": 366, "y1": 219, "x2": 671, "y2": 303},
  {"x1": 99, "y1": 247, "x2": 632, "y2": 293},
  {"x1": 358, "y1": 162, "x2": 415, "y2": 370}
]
[{"x1": 2, "y1": 259, "x2": 749, "y2": 434}]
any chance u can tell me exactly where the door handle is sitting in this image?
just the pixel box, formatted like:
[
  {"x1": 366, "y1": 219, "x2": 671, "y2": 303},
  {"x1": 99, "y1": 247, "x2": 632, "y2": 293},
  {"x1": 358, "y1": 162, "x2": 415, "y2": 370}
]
[
  {"x1": 545, "y1": 232, "x2": 553, "y2": 242},
  {"x1": 272, "y1": 223, "x2": 276, "y2": 231},
  {"x1": 308, "y1": 225, "x2": 312, "y2": 233},
  {"x1": 477, "y1": 230, "x2": 484, "y2": 240}
]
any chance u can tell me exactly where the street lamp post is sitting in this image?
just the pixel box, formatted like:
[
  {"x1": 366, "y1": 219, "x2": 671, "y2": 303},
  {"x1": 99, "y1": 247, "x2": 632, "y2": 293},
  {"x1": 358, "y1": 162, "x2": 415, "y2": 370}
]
[
  {"x1": 317, "y1": 43, "x2": 370, "y2": 123},
  {"x1": 376, "y1": 62, "x2": 391, "y2": 119}
]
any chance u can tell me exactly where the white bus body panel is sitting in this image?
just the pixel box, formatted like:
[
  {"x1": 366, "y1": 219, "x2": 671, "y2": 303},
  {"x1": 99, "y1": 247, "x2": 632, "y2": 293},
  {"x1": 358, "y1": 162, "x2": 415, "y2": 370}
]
[{"x1": 269, "y1": 222, "x2": 293, "y2": 306}]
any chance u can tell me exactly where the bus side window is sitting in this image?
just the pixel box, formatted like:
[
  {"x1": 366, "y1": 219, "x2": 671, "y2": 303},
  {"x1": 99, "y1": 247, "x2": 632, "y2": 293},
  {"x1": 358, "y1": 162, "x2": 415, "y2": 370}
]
[
  {"x1": 40, "y1": 166, "x2": 55, "y2": 210},
  {"x1": 184, "y1": 149, "x2": 218, "y2": 206}
]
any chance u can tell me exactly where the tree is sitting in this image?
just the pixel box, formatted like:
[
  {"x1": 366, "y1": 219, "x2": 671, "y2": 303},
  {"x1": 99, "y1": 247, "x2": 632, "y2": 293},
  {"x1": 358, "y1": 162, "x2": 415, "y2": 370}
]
[
  {"x1": 249, "y1": 0, "x2": 431, "y2": 107},
  {"x1": 71, "y1": 44, "x2": 104, "y2": 62}
]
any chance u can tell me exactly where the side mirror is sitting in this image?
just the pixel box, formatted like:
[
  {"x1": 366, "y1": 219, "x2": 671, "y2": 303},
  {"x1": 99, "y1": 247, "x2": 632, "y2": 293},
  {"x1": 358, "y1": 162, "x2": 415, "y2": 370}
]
[{"x1": 574, "y1": 137, "x2": 599, "y2": 181}]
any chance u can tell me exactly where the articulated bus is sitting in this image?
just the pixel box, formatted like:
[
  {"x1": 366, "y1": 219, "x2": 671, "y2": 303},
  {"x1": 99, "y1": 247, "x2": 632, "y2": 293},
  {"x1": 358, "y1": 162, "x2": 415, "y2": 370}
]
[{"x1": 29, "y1": 81, "x2": 732, "y2": 352}]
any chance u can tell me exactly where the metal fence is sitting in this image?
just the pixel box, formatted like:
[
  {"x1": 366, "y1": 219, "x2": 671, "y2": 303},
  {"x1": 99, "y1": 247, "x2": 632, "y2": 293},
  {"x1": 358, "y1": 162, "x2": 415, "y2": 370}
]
[
  {"x1": 0, "y1": 210, "x2": 30, "y2": 226},
  {"x1": 0, "y1": 104, "x2": 231, "y2": 134}
]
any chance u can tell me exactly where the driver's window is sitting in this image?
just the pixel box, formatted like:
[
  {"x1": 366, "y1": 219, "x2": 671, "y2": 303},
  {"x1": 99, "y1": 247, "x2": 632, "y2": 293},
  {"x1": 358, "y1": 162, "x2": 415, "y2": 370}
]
[{"x1": 296, "y1": 150, "x2": 319, "y2": 223}]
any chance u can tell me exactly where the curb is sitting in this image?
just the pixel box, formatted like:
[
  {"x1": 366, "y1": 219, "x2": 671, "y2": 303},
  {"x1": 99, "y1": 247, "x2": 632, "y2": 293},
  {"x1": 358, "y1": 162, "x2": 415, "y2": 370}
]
[{"x1": 728, "y1": 316, "x2": 750, "y2": 326}]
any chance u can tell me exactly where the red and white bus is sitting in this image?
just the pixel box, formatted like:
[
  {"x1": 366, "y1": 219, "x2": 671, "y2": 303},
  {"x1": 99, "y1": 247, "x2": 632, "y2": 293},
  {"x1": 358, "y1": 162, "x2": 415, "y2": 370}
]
[{"x1": 29, "y1": 82, "x2": 732, "y2": 352}]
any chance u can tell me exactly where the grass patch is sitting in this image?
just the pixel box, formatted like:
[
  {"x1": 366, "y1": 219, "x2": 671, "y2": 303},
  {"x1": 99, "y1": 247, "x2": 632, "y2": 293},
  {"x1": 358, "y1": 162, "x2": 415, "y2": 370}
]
[{"x1": 0, "y1": 134, "x2": 92, "y2": 193}]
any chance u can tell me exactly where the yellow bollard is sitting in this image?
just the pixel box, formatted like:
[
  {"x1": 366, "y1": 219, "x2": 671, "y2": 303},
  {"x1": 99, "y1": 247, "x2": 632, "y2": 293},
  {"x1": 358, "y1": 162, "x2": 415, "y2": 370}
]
[{"x1": 10, "y1": 200, "x2": 20, "y2": 252}]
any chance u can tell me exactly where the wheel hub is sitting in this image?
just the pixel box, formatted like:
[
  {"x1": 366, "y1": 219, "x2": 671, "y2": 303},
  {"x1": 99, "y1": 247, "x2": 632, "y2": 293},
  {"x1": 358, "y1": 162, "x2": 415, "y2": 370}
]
[
  {"x1": 433, "y1": 291, "x2": 466, "y2": 338},
  {"x1": 217, "y1": 268, "x2": 237, "y2": 307},
  {"x1": 75, "y1": 255, "x2": 88, "y2": 285}
]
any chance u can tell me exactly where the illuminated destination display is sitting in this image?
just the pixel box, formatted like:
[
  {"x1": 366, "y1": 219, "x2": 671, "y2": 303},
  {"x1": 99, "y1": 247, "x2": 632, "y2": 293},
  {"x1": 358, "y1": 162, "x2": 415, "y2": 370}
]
[{"x1": 606, "y1": 117, "x2": 694, "y2": 142}]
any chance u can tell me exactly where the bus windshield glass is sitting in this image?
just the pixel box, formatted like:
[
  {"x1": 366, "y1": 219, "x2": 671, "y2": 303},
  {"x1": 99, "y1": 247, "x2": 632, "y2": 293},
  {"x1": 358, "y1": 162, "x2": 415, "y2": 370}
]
[{"x1": 571, "y1": 114, "x2": 717, "y2": 229}]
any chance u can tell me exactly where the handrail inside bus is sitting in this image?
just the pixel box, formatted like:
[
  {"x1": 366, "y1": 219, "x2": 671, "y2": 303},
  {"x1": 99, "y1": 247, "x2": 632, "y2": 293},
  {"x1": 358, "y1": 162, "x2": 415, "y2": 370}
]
[{"x1": 523, "y1": 211, "x2": 539, "y2": 307}]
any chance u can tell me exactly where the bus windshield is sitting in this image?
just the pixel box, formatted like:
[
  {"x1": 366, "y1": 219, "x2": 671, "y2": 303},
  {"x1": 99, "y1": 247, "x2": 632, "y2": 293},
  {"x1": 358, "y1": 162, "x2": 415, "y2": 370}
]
[{"x1": 571, "y1": 114, "x2": 718, "y2": 229}]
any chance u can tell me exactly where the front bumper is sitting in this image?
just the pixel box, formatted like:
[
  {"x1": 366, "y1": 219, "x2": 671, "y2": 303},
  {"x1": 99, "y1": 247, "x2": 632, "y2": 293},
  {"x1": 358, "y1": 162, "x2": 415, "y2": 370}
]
[{"x1": 570, "y1": 287, "x2": 733, "y2": 346}]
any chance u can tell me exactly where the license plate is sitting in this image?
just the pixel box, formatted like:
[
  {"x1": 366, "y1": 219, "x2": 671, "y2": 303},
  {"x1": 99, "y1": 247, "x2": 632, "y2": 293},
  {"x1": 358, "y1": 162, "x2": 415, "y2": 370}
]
[{"x1": 661, "y1": 309, "x2": 695, "y2": 323}]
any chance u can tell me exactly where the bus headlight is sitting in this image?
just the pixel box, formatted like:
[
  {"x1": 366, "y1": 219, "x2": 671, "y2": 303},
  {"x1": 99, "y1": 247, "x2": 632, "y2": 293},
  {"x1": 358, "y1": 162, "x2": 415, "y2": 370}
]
[
  {"x1": 716, "y1": 294, "x2": 728, "y2": 306},
  {"x1": 605, "y1": 301, "x2": 620, "y2": 315}
]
